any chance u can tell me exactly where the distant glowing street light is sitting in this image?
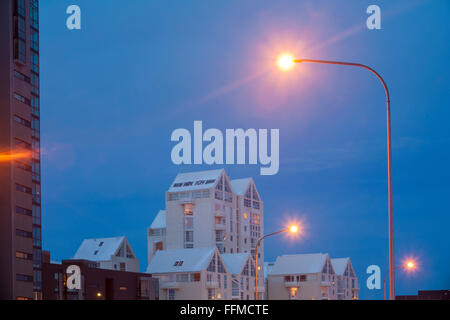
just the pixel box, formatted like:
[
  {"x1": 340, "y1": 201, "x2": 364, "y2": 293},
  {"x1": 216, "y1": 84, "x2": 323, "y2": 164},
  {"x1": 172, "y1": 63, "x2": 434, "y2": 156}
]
[
  {"x1": 384, "y1": 259, "x2": 418, "y2": 300},
  {"x1": 278, "y1": 54, "x2": 395, "y2": 300},
  {"x1": 255, "y1": 224, "x2": 300, "y2": 300}
]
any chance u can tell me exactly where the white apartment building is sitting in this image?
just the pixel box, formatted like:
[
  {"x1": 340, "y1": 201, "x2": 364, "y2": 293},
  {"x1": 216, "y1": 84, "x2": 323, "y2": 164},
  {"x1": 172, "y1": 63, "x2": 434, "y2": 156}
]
[
  {"x1": 222, "y1": 253, "x2": 256, "y2": 300},
  {"x1": 147, "y1": 169, "x2": 265, "y2": 298},
  {"x1": 266, "y1": 253, "x2": 350, "y2": 300},
  {"x1": 146, "y1": 247, "x2": 230, "y2": 300},
  {"x1": 71, "y1": 236, "x2": 139, "y2": 272},
  {"x1": 331, "y1": 258, "x2": 359, "y2": 300}
]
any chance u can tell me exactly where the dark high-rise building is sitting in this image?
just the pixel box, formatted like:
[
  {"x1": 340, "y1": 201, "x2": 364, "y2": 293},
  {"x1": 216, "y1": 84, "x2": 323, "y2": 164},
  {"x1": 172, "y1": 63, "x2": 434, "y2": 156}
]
[{"x1": 0, "y1": 0, "x2": 42, "y2": 300}]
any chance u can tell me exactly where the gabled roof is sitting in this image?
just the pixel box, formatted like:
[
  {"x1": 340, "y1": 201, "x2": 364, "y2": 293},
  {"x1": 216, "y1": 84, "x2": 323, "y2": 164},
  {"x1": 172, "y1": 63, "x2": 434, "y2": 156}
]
[
  {"x1": 230, "y1": 178, "x2": 252, "y2": 196},
  {"x1": 168, "y1": 169, "x2": 225, "y2": 192},
  {"x1": 72, "y1": 236, "x2": 135, "y2": 261},
  {"x1": 270, "y1": 253, "x2": 330, "y2": 275},
  {"x1": 146, "y1": 247, "x2": 217, "y2": 274},
  {"x1": 331, "y1": 258, "x2": 350, "y2": 275},
  {"x1": 221, "y1": 253, "x2": 251, "y2": 275},
  {"x1": 150, "y1": 210, "x2": 166, "y2": 229}
]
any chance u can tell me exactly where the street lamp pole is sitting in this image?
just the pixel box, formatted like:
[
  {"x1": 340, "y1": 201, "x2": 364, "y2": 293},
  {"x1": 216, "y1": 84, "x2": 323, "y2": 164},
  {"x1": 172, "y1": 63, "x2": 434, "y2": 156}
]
[
  {"x1": 254, "y1": 228, "x2": 291, "y2": 300},
  {"x1": 291, "y1": 58, "x2": 395, "y2": 300}
]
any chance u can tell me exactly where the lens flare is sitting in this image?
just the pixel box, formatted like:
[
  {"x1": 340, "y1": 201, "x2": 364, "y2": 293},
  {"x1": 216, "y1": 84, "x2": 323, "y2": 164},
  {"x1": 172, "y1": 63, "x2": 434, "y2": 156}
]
[
  {"x1": 277, "y1": 54, "x2": 295, "y2": 70},
  {"x1": 0, "y1": 150, "x2": 32, "y2": 162}
]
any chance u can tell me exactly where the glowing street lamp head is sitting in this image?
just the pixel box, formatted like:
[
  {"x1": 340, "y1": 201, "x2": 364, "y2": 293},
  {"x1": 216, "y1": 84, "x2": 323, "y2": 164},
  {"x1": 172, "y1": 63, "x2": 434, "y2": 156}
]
[
  {"x1": 406, "y1": 261, "x2": 415, "y2": 269},
  {"x1": 289, "y1": 225, "x2": 299, "y2": 233},
  {"x1": 278, "y1": 54, "x2": 295, "y2": 70}
]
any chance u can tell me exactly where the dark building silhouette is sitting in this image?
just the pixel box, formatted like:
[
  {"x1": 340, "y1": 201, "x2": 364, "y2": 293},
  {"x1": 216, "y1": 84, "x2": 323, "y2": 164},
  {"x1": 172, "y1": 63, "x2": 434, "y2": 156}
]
[
  {"x1": 42, "y1": 253, "x2": 159, "y2": 300},
  {"x1": 397, "y1": 290, "x2": 450, "y2": 300},
  {"x1": 0, "y1": 0, "x2": 42, "y2": 300}
]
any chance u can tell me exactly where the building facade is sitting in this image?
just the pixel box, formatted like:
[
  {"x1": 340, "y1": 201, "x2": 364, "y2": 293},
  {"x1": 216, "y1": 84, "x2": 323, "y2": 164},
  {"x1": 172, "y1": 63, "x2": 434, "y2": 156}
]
[
  {"x1": 148, "y1": 169, "x2": 265, "y2": 297},
  {"x1": 0, "y1": 0, "x2": 42, "y2": 300},
  {"x1": 331, "y1": 258, "x2": 359, "y2": 300},
  {"x1": 266, "y1": 253, "x2": 359, "y2": 300},
  {"x1": 42, "y1": 257, "x2": 159, "y2": 300},
  {"x1": 71, "y1": 236, "x2": 140, "y2": 273},
  {"x1": 147, "y1": 247, "x2": 230, "y2": 300}
]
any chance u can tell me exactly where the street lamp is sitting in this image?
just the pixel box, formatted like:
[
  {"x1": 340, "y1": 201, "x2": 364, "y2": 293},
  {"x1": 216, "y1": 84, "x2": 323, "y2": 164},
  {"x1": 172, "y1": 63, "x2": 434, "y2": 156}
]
[
  {"x1": 278, "y1": 54, "x2": 395, "y2": 300},
  {"x1": 383, "y1": 260, "x2": 416, "y2": 300},
  {"x1": 254, "y1": 225, "x2": 299, "y2": 300}
]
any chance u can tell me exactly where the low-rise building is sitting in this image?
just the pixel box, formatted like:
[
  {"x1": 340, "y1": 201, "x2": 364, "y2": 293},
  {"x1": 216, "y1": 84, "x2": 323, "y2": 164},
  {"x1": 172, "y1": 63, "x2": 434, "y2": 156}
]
[
  {"x1": 147, "y1": 247, "x2": 230, "y2": 300},
  {"x1": 42, "y1": 255, "x2": 158, "y2": 300},
  {"x1": 266, "y1": 253, "x2": 340, "y2": 300},
  {"x1": 71, "y1": 236, "x2": 139, "y2": 272}
]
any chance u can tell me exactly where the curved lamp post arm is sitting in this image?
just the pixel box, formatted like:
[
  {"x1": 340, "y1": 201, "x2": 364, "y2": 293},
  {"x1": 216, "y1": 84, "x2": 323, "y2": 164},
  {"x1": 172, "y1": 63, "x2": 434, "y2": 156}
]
[
  {"x1": 255, "y1": 228, "x2": 290, "y2": 300},
  {"x1": 293, "y1": 58, "x2": 395, "y2": 300}
]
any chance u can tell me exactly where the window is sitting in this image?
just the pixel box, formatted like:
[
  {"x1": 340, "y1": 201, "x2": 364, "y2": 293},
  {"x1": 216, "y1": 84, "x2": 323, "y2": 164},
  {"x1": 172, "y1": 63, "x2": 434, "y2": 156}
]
[
  {"x1": 168, "y1": 289, "x2": 176, "y2": 300},
  {"x1": 120, "y1": 262, "x2": 126, "y2": 271},
  {"x1": 16, "y1": 206, "x2": 32, "y2": 216},
  {"x1": 16, "y1": 183, "x2": 32, "y2": 194},
  {"x1": 16, "y1": 229, "x2": 32, "y2": 238},
  {"x1": 13, "y1": 1, "x2": 26, "y2": 64},
  {"x1": 16, "y1": 274, "x2": 33, "y2": 282},
  {"x1": 14, "y1": 70, "x2": 30, "y2": 83},
  {"x1": 30, "y1": 0, "x2": 39, "y2": 30},
  {"x1": 31, "y1": 50, "x2": 39, "y2": 74},
  {"x1": 16, "y1": 251, "x2": 32, "y2": 260},
  {"x1": 191, "y1": 273, "x2": 200, "y2": 282},
  {"x1": 207, "y1": 255, "x2": 216, "y2": 272},
  {"x1": 208, "y1": 289, "x2": 215, "y2": 300},
  {"x1": 205, "y1": 179, "x2": 215, "y2": 184},
  {"x1": 15, "y1": 138, "x2": 31, "y2": 150},
  {"x1": 15, "y1": 161, "x2": 32, "y2": 172},
  {"x1": 14, "y1": 115, "x2": 31, "y2": 128},
  {"x1": 13, "y1": 93, "x2": 30, "y2": 105},
  {"x1": 167, "y1": 193, "x2": 178, "y2": 201},
  {"x1": 33, "y1": 227, "x2": 41, "y2": 247},
  {"x1": 184, "y1": 230, "x2": 193, "y2": 243}
]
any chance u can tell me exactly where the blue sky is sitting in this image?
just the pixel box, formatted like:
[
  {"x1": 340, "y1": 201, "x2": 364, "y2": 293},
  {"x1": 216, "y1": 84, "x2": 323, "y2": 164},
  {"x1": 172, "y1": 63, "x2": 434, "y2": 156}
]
[{"x1": 39, "y1": 0, "x2": 450, "y2": 299}]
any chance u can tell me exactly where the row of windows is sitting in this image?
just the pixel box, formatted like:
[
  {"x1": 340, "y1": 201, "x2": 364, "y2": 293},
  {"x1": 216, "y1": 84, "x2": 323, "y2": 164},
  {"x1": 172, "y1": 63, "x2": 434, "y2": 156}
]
[{"x1": 167, "y1": 190, "x2": 210, "y2": 201}]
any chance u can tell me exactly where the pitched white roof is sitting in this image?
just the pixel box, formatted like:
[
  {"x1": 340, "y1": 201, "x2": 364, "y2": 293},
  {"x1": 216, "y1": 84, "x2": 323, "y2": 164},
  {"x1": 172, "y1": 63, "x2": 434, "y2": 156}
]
[
  {"x1": 146, "y1": 247, "x2": 216, "y2": 274},
  {"x1": 270, "y1": 253, "x2": 329, "y2": 275},
  {"x1": 72, "y1": 236, "x2": 127, "y2": 261},
  {"x1": 168, "y1": 169, "x2": 224, "y2": 192},
  {"x1": 230, "y1": 178, "x2": 252, "y2": 196},
  {"x1": 150, "y1": 210, "x2": 166, "y2": 229},
  {"x1": 221, "y1": 253, "x2": 251, "y2": 274},
  {"x1": 331, "y1": 258, "x2": 349, "y2": 275}
]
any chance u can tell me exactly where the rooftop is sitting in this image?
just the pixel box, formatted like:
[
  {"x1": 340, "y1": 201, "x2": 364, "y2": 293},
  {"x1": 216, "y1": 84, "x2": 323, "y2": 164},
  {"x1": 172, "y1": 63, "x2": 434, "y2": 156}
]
[
  {"x1": 167, "y1": 169, "x2": 224, "y2": 192},
  {"x1": 146, "y1": 247, "x2": 217, "y2": 274},
  {"x1": 269, "y1": 253, "x2": 329, "y2": 275},
  {"x1": 150, "y1": 210, "x2": 166, "y2": 229}
]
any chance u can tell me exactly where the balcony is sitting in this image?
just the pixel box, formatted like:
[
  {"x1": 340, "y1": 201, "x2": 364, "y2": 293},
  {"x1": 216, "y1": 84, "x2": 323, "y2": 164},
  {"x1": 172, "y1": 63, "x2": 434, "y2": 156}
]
[
  {"x1": 215, "y1": 210, "x2": 224, "y2": 217},
  {"x1": 160, "y1": 281, "x2": 180, "y2": 289},
  {"x1": 215, "y1": 223, "x2": 226, "y2": 230},
  {"x1": 206, "y1": 281, "x2": 219, "y2": 289},
  {"x1": 284, "y1": 281, "x2": 300, "y2": 288}
]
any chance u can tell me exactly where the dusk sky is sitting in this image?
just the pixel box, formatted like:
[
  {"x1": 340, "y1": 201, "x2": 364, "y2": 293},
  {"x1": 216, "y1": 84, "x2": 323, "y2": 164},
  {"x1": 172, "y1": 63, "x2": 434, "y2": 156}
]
[{"x1": 39, "y1": 0, "x2": 450, "y2": 299}]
